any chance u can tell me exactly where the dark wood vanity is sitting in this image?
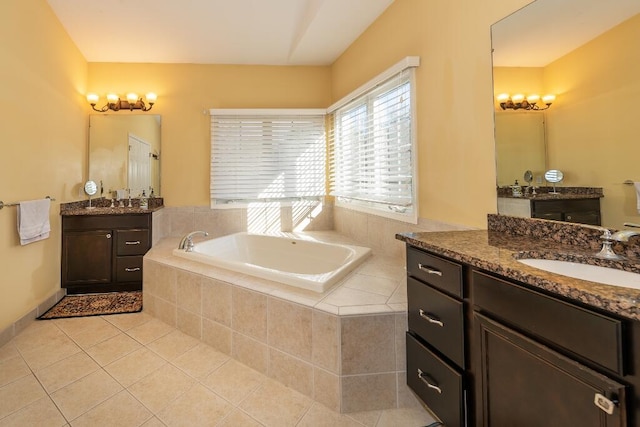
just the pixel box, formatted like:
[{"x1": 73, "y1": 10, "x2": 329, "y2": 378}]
[
  {"x1": 401, "y1": 229, "x2": 640, "y2": 426},
  {"x1": 62, "y1": 213, "x2": 152, "y2": 294}
]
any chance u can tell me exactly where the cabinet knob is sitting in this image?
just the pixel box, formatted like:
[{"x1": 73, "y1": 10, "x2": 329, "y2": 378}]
[{"x1": 106, "y1": 233, "x2": 112, "y2": 239}]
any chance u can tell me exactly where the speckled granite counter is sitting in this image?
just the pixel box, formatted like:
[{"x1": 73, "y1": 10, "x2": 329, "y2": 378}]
[
  {"x1": 60, "y1": 197, "x2": 163, "y2": 216},
  {"x1": 396, "y1": 229, "x2": 640, "y2": 321}
]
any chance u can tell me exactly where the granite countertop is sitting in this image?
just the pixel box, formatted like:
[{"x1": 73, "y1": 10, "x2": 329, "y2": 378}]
[
  {"x1": 397, "y1": 230, "x2": 640, "y2": 321},
  {"x1": 498, "y1": 193, "x2": 603, "y2": 200},
  {"x1": 61, "y1": 205, "x2": 163, "y2": 216}
]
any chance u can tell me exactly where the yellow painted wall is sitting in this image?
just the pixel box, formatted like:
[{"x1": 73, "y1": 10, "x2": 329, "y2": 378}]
[
  {"x1": 0, "y1": 0, "x2": 87, "y2": 329},
  {"x1": 87, "y1": 64, "x2": 332, "y2": 207},
  {"x1": 330, "y1": 0, "x2": 532, "y2": 228}
]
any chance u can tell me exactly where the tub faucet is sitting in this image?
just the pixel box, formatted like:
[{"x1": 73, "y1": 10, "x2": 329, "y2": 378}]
[{"x1": 178, "y1": 231, "x2": 209, "y2": 252}]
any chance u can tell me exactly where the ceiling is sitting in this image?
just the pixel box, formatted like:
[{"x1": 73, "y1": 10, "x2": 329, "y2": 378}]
[
  {"x1": 46, "y1": 0, "x2": 394, "y2": 66},
  {"x1": 492, "y1": 0, "x2": 640, "y2": 67}
]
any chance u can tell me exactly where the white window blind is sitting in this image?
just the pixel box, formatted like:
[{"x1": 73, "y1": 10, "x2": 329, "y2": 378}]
[
  {"x1": 329, "y1": 66, "x2": 417, "y2": 223},
  {"x1": 210, "y1": 110, "x2": 326, "y2": 206}
]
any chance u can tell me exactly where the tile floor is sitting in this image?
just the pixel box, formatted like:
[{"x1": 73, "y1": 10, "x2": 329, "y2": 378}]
[{"x1": 0, "y1": 312, "x2": 436, "y2": 426}]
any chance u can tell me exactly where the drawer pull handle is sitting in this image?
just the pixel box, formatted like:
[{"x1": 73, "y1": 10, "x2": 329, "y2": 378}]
[
  {"x1": 418, "y1": 263, "x2": 442, "y2": 276},
  {"x1": 419, "y1": 309, "x2": 444, "y2": 327},
  {"x1": 125, "y1": 267, "x2": 141, "y2": 272},
  {"x1": 125, "y1": 241, "x2": 141, "y2": 245},
  {"x1": 417, "y1": 369, "x2": 442, "y2": 394}
]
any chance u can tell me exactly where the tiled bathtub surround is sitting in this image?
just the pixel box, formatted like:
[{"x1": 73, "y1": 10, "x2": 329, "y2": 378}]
[{"x1": 144, "y1": 235, "x2": 417, "y2": 413}]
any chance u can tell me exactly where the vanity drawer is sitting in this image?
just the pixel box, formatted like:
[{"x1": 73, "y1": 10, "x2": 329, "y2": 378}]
[
  {"x1": 407, "y1": 332, "x2": 464, "y2": 427},
  {"x1": 408, "y1": 277, "x2": 465, "y2": 368},
  {"x1": 116, "y1": 230, "x2": 150, "y2": 256},
  {"x1": 473, "y1": 270, "x2": 625, "y2": 375},
  {"x1": 407, "y1": 247, "x2": 463, "y2": 298},
  {"x1": 116, "y1": 256, "x2": 143, "y2": 282}
]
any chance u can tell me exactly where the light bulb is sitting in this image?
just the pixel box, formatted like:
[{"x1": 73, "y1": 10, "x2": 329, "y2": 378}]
[
  {"x1": 126, "y1": 93, "x2": 139, "y2": 104},
  {"x1": 511, "y1": 94, "x2": 525, "y2": 103},
  {"x1": 145, "y1": 92, "x2": 157, "y2": 104},
  {"x1": 106, "y1": 93, "x2": 119, "y2": 103},
  {"x1": 86, "y1": 93, "x2": 99, "y2": 104},
  {"x1": 542, "y1": 94, "x2": 556, "y2": 104},
  {"x1": 496, "y1": 93, "x2": 510, "y2": 102},
  {"x1": 526, "y1": 94, "x2": 540, "y2": 103}
]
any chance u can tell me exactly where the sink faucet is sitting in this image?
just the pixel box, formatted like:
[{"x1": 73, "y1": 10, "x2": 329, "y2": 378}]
[
  {"x1": 178, "y1": 231, "x2": 209, "y2": 252},
  {"x1": 595, "y1": 229, "x2": 625, "y2": 260}
]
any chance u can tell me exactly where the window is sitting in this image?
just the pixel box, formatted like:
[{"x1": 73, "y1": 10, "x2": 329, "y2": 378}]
[
  {"x1": 209, "y1": 110, "x2": 326, "y2": 207},
  {"x1": 328, "y1": 57, "x2": 419, "y2": 223}
]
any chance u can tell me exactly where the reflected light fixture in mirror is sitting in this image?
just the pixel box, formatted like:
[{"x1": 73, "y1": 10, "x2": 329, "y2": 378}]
[
  {"x1": 497, "y1": 93, "x2": 555, "y2": 110},
  {"x1": 87, "y1": 92, "x2": 157, "y2": 112}
]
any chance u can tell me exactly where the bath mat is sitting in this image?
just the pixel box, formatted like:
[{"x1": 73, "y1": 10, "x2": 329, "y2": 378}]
[{"x1": 37, "y1": 291, "x2": 142, "y2": 320}]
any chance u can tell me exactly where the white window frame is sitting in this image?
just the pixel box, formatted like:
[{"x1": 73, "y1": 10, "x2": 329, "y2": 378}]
[
  {"x1": 328, "y1": 56, "x2": 419, "y2": 224},
  {"x1": 209, "y1": 109, "x2": 327, "y2": 209}
]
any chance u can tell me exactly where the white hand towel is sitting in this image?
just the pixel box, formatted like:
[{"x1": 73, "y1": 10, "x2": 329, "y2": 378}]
[
  {"x1": 17, "y1": 198, "x2": 51, "y2": 245},
  {"x1": 635, "y1": 183, "x2": 640, "y2": 214}
]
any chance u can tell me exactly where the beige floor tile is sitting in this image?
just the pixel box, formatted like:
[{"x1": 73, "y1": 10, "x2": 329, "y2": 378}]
[
  {"x1": 51, "y1": 369, "x2": 123, "y2": 421},
  {"x1": 297, "y1": 403, "x2": 365, "y2": 427},
  {"x1": 85, "y1": 332, "x2": 142, "y2": 366},
  {"x1": 0, "y1": 396, "x2": 66, "y2": 427},
  {"x1": 52, "y1": 316, "x2": 109, "y2": 337},
  {"x1": 345, "y1": 410, "x2": 381, "y2": 427},
  {"x1": 140, "y1": 417, "x2": 167, "y2": 427},
  {"x1": 104, "y1": 348, "x2": 166, "y2": 388},
  {"x1": 240, "y1": 379, "x2": 312, "y2": 427},
  {"x1": 157, "y1": 384, "x2": 233, "y2": 426},
  {"x1": 216, "y1": 409, "x2": 264, "y2": 427},
  {"x1": 0, "y1": 355, "x2": 31, "y2": 388},
  {"x1": 19, "y1": 333, "x2": 82, "y2": 372},
  {"x1": 128, "y1": 364, "x2": 195, "y2": 414},
  {"x1": 10, "y1": 321, "x2": 65, "y2": 353},
  {"x1": 201, "y1": 359, "x2": 266, "y2": 405},
  {"x1": 171, "y1": 343, "x2": 229, "y2": 379},
  {"x1": 66, "y1": 320, "x2": 121, "y2": 349},
  {"x1": 0, "y1": 343, "x2": 19, "y2": 364},
  {"x1": 35, "y1": 352, "x2": 100, "y2": 394},
  {"x1": 126, "y1": 318, "x2": 174, "y2": 345},
  {"x1": 71, "y1": 390, "x2": 153, "y2": 427},
  {"x1": 375, "y1": 407, "x2": 437, "y2": 427},
  {"x1": 103, "y1": 312, "x2": 152, "y2": 331},
  {"x1": 146, "y1": 329, "x2": 199, "y2": 361},
  {"x1": 0, "y1": 374, "x2": 47, "y2": 419}
]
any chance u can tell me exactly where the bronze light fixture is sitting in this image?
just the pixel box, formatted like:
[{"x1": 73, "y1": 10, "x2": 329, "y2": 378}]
[
  {"x1": 496, "y1": 93, "x2": 555, "y2": 110},
  {"x1": 87, "y1": 92, "x2": 157, "y2": 112}
]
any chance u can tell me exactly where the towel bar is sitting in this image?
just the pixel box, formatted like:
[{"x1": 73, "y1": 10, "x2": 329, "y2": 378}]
[
  {"x1": 0, "y1": 196, "x2": 55, "y2": 210},
  {"x1": 624, "y1": 180, "x2": 635, "y2": 185}
]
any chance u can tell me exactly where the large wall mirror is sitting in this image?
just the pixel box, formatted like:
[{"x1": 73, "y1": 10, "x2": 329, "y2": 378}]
[
  {"x1": 89, "y1": 115, "x2": 161, "y2": 198},
  {"x1": 492, "y1": 0, "x2": 640, "y2": 228}
]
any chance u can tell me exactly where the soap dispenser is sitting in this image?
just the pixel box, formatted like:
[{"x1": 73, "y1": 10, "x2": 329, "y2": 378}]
[
  {"x1": 511, "y1": 180, "x2": 523, "y2": 197},
  {"x1": 140, "y1": 190, "x2": 148, "y2": 210}
]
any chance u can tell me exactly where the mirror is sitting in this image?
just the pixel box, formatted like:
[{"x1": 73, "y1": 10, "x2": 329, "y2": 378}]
[
  {"x1": 84, "y1": 180, "x2": 97, "y2": 209},
  {"x1": 89, "y1": 114, "x2": 161, "y2": 198},
  {"x1": 492, "y1": 0, "x2": 640, "y2": 228}
]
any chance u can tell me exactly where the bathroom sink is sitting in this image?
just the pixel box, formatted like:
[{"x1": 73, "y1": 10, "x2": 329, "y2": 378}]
[{"x1": 517, "y1": 258, "x2": 640, "y2": 290}]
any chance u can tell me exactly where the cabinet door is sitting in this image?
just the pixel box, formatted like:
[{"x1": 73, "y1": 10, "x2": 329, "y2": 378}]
[
  {"x1": 62, "y1": 230, "x2": 113, "y2": 285},
  {"x1": 475, "y1": 313, "x2": 627, "y2": 427}
]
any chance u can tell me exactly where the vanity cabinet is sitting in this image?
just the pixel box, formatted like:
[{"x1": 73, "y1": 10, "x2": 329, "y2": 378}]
[
  {"x1": 404, "y1": 242, "x2": 640, "y2": 426},
  {"x1": 62, "y1": 214, "x2": 151, "y2": 294},
  {"x1": 497, "y1": 197, "x2": 601, "y2": 225},
  {"x1": 405, "y1": 246, "x2": 470, "y2": 426},
  {"x1": 472, "y1": 270, "x2": 628, "y2": 426}
]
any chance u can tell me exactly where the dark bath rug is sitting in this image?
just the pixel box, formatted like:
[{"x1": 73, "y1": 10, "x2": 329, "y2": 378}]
[{"x1": 38, "y1": 291, "x2": 142, "y2": 320}]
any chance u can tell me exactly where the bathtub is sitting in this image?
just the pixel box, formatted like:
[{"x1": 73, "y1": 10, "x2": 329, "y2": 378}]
[{"x1": 171, "y1": 232, "x2": 371, "y2": 292}]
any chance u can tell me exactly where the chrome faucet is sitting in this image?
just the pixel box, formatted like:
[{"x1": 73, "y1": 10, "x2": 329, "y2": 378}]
[
  {"x1": 594, "y1": 223, "x2": 640, "y2": 260},
  {"x1": 178, "y1": 231, "x2": 209, "y2": 252},
  {"x1": 610, "y1": 223, "x2": 640, "y2": 243}
]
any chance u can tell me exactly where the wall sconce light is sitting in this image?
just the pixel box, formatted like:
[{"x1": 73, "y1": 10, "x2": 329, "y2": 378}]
[
  {"x1": 496, "y1": 93, "x2": 555, "y2": 111},
  {"x1": 86, "y1": 92, "x2": 157, "y2": 112}
]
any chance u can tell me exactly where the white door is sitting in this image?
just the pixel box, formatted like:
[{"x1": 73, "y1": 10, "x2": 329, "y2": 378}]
[{"x1": 128, "y1": 134, "x2": 151, "y2": 197}]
